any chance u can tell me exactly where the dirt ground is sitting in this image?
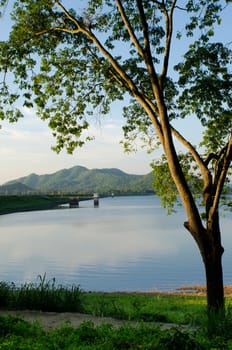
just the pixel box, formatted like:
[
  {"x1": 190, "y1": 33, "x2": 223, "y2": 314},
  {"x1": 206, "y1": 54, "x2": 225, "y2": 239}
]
[
  {"x1": 0, "y1": 310, "x2": 133, "y2": 330},
  {"x1": 0, "y1": 310, "x2": 184, "y2": 331}
]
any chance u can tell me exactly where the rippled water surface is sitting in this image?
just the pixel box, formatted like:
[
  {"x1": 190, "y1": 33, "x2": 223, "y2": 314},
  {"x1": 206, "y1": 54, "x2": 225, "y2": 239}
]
[{"x1": 0, "y1": 195, "x2": 231, "y2": 291}]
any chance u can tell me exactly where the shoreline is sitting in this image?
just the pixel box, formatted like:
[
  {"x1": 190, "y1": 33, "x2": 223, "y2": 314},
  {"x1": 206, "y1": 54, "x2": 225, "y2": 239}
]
[
  {"x1": 0, "y1": 205, "x2": 62, "y2": 216},
  {"x1": 97, "y1": 285, "x2": 232, "y2": 296},
  {"x1": 0, "y1": 195, "x2": 95, "y2": 216}
]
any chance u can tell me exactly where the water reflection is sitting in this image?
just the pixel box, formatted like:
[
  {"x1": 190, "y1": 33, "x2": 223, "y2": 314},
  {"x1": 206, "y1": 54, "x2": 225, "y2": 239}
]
[{"x1": 0, "y1": 196, "x2": 230, "y2": 291}]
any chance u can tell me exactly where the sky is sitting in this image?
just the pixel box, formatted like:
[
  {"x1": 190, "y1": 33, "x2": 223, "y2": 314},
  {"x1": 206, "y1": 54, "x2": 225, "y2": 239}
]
[
  {"x1": 0, "y1": 1, "x2": 231, "y2": 185},
  {"x1": 0, "y1": 105, "x2": 156, "y2": 183}
]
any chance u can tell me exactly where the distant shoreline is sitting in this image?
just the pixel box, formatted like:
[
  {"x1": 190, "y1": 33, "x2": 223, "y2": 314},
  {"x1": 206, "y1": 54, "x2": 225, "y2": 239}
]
[
  {"x1": 0, "y1": 193, "x2": 154, "y2": 216},
  {"x1": 0, "y1": 195, "x2": 69, "y2": 216},
  {"x1": 0, "y1": 204, "x2": 62, "y2": 216}
]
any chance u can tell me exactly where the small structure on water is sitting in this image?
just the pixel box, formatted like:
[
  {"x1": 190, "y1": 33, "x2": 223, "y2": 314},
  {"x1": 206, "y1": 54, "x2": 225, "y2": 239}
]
[
  {"x1": 69, "y1": 194, "x2": 100, "y2": 208},
  {"x1": 93, "y1": 193, "x2": 99, "y2": 208},
  {"x1": 69, "y1": 197, "x2": 79, "y2": 208}
]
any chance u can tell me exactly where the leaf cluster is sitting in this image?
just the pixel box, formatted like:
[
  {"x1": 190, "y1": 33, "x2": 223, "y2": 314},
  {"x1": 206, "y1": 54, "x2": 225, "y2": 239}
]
[
  {"x1": 175, "y1": 42, "x2": 232, "y2": 146},
  {"x1": 152, "y1": 152, "x2": 203, "y2": 214}
]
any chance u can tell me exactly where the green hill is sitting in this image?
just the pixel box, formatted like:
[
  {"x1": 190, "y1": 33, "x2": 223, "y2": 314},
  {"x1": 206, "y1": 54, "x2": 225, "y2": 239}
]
[
  {"x1": 3, "y1": 166, "x2": 154, "y2": 195},
  {"x1": 0, "y1": 182, "x2": 34, "y2": 194}
]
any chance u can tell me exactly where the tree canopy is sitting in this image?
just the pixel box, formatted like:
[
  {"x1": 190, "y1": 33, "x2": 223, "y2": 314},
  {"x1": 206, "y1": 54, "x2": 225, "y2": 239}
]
[{"x1": 0, "y1": 0, "x2": 232, "y2": 311}]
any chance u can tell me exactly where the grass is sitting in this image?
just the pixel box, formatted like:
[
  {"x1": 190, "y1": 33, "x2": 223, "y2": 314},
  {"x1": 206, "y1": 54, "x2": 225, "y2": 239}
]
[
  {"x1": 0, "y1": 195, "x2": 69, "y2": 215},
  {"x1": 0, "y1": 194, "x2": 96, "y2": 215},
  {"x1": 0, "y1": 276, "x2": 232, "y2": 349},
  {"x1": 81, "y1": 291, "x2": 206, "y2": 325},
  {"x1": 0, "y1": 275, "x2": 83, "y2": 312}
]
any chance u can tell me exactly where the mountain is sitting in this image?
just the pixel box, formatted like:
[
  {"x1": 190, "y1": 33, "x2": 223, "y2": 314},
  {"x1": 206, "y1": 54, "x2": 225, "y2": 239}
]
[
  {"x1": 3, "y1": 166, "x2": 155, "y2": 195},
  {"x1": 0, "y1": 182, "x2": 34, "y2": 194}
]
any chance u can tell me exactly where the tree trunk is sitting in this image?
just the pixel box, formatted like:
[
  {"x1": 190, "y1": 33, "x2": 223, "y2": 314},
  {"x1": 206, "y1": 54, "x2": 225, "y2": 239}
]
[
  {"x1": 203, "y1": 246, "x2": 224, "y2": 312},
  {"x1": 188, "y1": 218, "x2": 225, "y2": 312}
]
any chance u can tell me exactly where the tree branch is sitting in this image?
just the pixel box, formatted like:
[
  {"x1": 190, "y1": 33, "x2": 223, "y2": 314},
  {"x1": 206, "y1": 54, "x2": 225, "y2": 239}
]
[
  {"x1": 36, "y1": 27, "x2": 80, "y2": 35},
  {"x1": 211, "y1": 135, "x2": 232, "y2": 214},
  {"x1": 204, "y1": 152, "x2": 219, "y2": 166},
  {"x1": 55, "y1": 0, "x2": 81, "y2": 30},
  {"x1": 116, "y1": 0, "x2": 163, "y2": 140},
  {"x1": 171, "y1": 126, "x2": 212, "y2": 201},
  {"x1": 171, "y1": 126, "x2": 204, "y2": 168},
  {"x1": 159, "y1": 1, "x2": 177, "y2": 88},
  {"x1": 136, "y1": 0, "x2": 160, "y2": 95},
  {"x1": 115, "y1": 0, "x2": 144, "y2": 57}
]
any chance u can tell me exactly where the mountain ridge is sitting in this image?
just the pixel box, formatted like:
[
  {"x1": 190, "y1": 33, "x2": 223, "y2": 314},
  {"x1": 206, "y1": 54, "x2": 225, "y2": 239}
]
[{"x1": 2, "y1": 166, "x2": 154, "y2": 195}]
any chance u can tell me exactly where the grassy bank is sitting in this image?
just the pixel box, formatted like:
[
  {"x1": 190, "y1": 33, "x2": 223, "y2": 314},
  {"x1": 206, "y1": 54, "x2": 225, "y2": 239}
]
[
  {"x1": 0, "y1": 277, "x2": 207, "y2": 324},
  {"x1": 0, "y1": 195, "x2": 70, "y2": 215},
  {"x1": 0, "y1": 277, "x2": 232, "y2": 348}
]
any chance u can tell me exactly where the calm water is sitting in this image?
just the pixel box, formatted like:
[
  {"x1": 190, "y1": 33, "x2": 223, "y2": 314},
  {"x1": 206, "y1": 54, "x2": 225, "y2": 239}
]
[{"x1": 0, "y1": 195, "x2": 231, "y2": 292}]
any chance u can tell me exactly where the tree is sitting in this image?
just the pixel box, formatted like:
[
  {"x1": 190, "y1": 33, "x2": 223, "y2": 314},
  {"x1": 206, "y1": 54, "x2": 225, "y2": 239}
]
[{"x1": 0, "y1": 0, "x2": 231, "y2": 312}]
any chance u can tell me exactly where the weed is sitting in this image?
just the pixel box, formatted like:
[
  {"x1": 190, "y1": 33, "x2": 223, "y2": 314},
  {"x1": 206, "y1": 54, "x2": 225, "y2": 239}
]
[
  {"x1": 0, "y1": 274, "x2": 83, "y2": 312},
  {"x1": 198, "y1": 304, "x2": 232, "y2": 340},
  {"x1": 158, "y1": 328, "x2": 205, "y2": 350},
  {"x1": 0, "y1": 282, "x2": 14, "y2": 308}
]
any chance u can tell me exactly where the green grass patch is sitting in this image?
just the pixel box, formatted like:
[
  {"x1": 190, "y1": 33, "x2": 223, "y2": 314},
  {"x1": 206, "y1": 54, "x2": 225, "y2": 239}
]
[
  {"x1": 0, "y1": 195, "x2": 69, "y2": 214},
  {"x1": 81, "y1": 291, "x2": 206, "y2": 325}
]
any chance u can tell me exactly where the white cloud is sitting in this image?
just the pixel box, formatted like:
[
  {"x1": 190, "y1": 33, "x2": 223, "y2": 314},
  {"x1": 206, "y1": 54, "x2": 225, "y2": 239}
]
[{"x1": 0, "y1": 111, "x2": 154, "y2": 184}]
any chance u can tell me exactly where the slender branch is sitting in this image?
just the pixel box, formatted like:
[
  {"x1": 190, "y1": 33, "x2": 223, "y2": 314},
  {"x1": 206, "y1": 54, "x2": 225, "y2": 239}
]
[
  {"x1": 115, "y1": 0, "x2": 144, "y2": 57},
  {"x1": 150, "y1": 1, "x2": 186, "y2": 12},
  {"x1": 150, "y1": 0, "x2": 163, "y2": 5},
  {"x1": 36, "y1": 27, "x2": 80, "y2": 35},
  {"x1": 212, "y1": 145, "x2": 228, "y2": 181},
  {"x1": 55, "y1": 0, "x2": 80, "y2": 29},
  {"x1": 116, "y1": 0, "x2": 163, "y2": 140},
  {"x1": 136, "y1": 0, "x2": 161, "y2": 97},
  {"x1": 171, "y1": 126, "x2": 205, "y2": 168},
  {"x1": 211, "y1": 133, "x2": 232, "y2": 215},
  {"x1": 159, "y1": 1, "x2": 177, "y2": 88},
  {"x1": 175, "y1": 6, "x2": 187, "y2": 11},
  {"x1": 204, "y1": 152, "x2": 218, "y2": 166},
  {"x1": 171, "y1": 126, "x2": 212, "y2": 202},
  {"x1": 88, "y1": 47, "x2": 126, "y2": 88}
]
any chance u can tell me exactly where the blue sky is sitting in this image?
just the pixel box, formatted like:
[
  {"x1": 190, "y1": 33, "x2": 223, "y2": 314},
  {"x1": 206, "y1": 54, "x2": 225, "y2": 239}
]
[{"x1": 0, "y1": 1, "x2": 231, "y2": 184}]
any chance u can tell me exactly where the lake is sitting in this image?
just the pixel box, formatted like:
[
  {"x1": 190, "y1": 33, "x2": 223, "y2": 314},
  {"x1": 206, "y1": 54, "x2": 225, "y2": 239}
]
[{"x1": 0, "y1": 195, "x2": 231, "y2": 292}]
